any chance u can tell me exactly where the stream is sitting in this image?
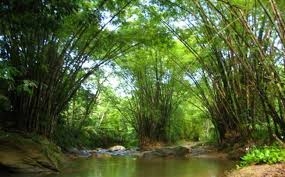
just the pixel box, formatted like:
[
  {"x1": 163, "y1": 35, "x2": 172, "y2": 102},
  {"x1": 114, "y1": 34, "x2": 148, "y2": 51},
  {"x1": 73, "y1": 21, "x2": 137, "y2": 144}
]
[{"x1": 5, "y1": 157, "x2": 235, "y2": 177}]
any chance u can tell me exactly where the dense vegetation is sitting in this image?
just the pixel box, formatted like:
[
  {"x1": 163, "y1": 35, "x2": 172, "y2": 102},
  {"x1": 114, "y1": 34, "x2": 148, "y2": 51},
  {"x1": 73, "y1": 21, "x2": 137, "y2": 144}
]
[{"x1": 0, "y1": 0, "x2": 284, "y2": 153}]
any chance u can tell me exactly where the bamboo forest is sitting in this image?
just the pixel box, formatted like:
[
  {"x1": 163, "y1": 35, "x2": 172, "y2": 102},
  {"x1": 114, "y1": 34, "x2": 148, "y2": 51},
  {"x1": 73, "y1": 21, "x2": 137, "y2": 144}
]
[{"x1": 0, "y1": 0, "x2": 285, "y2": 177}]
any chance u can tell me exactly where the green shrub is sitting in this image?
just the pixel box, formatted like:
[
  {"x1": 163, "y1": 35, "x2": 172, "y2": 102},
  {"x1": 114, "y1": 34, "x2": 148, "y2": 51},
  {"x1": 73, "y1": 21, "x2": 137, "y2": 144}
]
[
  {"x1": 240, "y1": 145, "x2": 285, "y2": 167},
  {"x1": 251, "y1": 123, "x2": 271, "y2": 142},
  {"x1": 90, "y1": 126, "x2": 138, "y2": 148}
]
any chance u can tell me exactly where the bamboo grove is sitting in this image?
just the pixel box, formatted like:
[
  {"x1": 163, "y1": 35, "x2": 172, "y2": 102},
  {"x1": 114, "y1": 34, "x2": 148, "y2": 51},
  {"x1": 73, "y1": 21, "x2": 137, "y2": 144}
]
[
  {"x1": 164, "y1": 0, "x2": 285, "y2": 144},
  {"x1": 118, "y1": 46, "x2": 186, "y2": 148},
  {"x1": 0, "y1": 0, "x2": 137, "y2": 137}
]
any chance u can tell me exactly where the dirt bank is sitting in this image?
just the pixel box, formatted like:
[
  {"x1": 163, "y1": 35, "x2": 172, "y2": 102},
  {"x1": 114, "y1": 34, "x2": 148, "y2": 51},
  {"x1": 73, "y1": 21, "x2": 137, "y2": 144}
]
[{"x1": 226, "y1": 163, "x2": 285, "y2": 177}]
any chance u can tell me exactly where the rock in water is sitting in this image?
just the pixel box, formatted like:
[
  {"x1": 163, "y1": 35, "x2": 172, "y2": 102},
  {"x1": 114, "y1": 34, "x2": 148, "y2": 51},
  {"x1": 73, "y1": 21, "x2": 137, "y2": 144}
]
[
  {"x1": 108, "y1": 145, "x2": 126, "y2": 152},
  {"x1": 67, "y1": 148, "x2": 91, "y2": 157},
  {"x1": 67, "y1": 147, "x2": 80, "y2": 154},
  {"x1": 142, "y1": 146, "x2": 191, "y2": 159},
  {"x1": 78, "y1": 150, "x2": 91, "y2": 157}
]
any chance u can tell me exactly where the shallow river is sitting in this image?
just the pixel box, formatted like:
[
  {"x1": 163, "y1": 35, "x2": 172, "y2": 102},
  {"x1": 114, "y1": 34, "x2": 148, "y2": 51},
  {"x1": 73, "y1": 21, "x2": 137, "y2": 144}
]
[{"x1": 6, "y1": 157, "x2": 235, "y2": 177}]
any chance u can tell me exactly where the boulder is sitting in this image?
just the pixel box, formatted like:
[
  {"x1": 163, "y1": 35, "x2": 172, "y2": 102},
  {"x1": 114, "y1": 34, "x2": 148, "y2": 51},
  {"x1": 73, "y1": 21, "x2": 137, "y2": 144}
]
[
  {"x1": 91, "y1": 147, "x2": 140, "y2": 157},
  {"x1": 108, "y1": 145, "x2": 126, "y2": 152},
  {"x1": 0, "y1": 132, "x2": 64, "y2": 173},
  {"x1": 67, "y1": 147, "x2": 80, "y2": 154},
  {"x1": 142, "y1": 146, "x2": 191, "y2": 159}
]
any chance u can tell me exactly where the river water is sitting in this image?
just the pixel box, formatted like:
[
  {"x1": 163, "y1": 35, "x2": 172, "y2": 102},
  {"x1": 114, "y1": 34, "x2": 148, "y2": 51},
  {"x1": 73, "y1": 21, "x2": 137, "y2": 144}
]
[
  {"x1": 50, "y1": 157, "x2": 234, "y2": 177},
  {"x1": 5, "y1": 157, "x2": 235, "y2": 177}
]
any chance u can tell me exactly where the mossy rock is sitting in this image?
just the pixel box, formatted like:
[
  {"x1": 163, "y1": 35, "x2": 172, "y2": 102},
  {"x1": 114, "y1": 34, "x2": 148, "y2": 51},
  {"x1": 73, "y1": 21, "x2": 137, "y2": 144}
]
[{"x1": 0, "y1": 132, "x2": 64, "y2": 173}]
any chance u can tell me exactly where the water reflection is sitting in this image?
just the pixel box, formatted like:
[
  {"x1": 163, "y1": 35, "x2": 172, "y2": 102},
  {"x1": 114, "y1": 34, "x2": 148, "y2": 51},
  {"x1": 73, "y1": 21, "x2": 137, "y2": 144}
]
[{"x1": 43, "y1": 157, "x2": 234, "y2": 177}]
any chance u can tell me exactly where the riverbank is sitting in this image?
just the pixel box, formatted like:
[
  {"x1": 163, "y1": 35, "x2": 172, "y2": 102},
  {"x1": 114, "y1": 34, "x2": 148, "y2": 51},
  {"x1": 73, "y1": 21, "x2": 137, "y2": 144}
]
[
  {"x1": 222, "y1": 142, "x2": 285, "y2": 177},
  {"x1": 0, "y1": 131, "x2": 64, "y2": 173},
  {"x1": 226, "y1": 163, "x2": 285, "y2": 177}
]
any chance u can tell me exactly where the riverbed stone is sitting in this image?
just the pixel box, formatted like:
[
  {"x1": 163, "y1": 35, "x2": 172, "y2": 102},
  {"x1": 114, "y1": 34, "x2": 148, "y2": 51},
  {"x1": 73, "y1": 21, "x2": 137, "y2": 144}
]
[{"x1": 67, "y1": 148, "x2": 91, "y2": 157}]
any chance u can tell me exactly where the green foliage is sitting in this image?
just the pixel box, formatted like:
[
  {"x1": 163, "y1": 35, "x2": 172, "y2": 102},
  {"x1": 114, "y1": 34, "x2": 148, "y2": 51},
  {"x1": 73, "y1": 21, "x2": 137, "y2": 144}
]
[
  {"x1": 89, "y1": 93, "x2": 138, "y2": 148},
  {"x1": 240, "y1": 146, "x2": 285, "y2": 166},
  {"x1": 53, "y1": 83, "x2": 137, "y2": 149},
  {"x1": 0, "y1": 0, "x2": 136, "y2": 136},
  {"x1": 16, "y1": 80, "x2": 38, "y2": 95},
  {"x1": 251, "y1": 123, "x2": 271, "y2": 142},
  {"x1": 0, "y1": 95, "x2": 10, "y2": 112},
  {"x1": 2, "y1": 0, "x2": 285, "y2": 150},
  {"x1": 91, "y1": 127, "x2": 137, "y2": 148},
  {"x1": 0, "y1": 64, "x2": 19, "y2": 111},
  {"x1": 167, "y1": 102, "x2": 210, "y2": 143},
  {"x1": 159, "y1": 0, "x2": 285, "y2": 144},
  {"x1": 54, "y1": 114, "x2": 136, "y2": 149},
  {"x1": 119, "y1": 46, "x2": 188, "y2": 147},
  {"x1": 53, "y1": 123, "x2": 94, "y2": 148}
]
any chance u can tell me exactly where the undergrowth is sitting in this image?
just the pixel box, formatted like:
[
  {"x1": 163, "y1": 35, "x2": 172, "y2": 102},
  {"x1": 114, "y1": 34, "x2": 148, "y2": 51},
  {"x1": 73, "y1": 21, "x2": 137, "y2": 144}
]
[{"x1": 239, "y1": 145, "x2": 285, "y2": 167}]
